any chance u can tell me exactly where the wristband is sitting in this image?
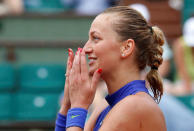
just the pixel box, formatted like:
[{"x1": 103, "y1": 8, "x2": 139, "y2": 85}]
[
  {"x1": 66, "y1": 108, "x2": 88, "y2": 129},
  {"x1": 55, "y1": 113, "x2": 67, "y2": 128}
]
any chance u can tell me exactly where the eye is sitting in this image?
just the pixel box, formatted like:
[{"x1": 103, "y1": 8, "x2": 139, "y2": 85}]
[{"x1": 93, "y1": 36, "x2": 100, "y2": 42}]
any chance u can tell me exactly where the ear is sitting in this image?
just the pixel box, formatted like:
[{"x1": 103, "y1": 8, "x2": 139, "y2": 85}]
[{"x1": 120, "y1": 39, "x2": 135, "y2": 58}]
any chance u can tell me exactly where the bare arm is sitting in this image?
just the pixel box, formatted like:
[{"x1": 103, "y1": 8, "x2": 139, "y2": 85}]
[
  {"x1": 172, "y1": 39, "x2": 192, "y2": 92},
  {"x1": 159, "y1": 59, "x2": 170, "y2": 78}
]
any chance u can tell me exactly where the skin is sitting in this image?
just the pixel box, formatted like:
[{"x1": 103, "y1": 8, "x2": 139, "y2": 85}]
[
  {"x1": 159, "y1": 60, "x2": 170, "y2": 78},
  {"x1": 172, "y1": 38, "x2": 192, "y2": 94},
  {"x1": 59, "y1": 49, "x2": 74, "y2": 115},
  {"x1": 4, "y1": 0, "x2": 23, "y2": 14},
  {"x1": 59, "y1": 13, "x2": 166, "y2": 131}
]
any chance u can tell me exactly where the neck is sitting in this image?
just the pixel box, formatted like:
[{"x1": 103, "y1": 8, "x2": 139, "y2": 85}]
[{"x1": 102, "y1": 66, "x2": 141, "y2": 95}]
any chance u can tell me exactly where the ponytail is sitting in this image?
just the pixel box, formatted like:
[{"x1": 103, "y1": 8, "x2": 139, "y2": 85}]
[
  {"x1": 146, "y1": 26, "x2": 164, "y2": 103},
  {"x1": 101, "y1": 6, "x2": 165, "y2": 102}
]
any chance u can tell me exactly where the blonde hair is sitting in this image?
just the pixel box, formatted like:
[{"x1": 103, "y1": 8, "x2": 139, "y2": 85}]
[{"x1": 103, "y1": 6, "x2": 164, "y2": 102}]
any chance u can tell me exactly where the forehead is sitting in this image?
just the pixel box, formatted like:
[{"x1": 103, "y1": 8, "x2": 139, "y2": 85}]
[
  {"x1": 90, "y1": 14, "x2": 116, "y2": 34},
  {"x1": 93, "y1": 14, "x2": 112, "y2": 24}
]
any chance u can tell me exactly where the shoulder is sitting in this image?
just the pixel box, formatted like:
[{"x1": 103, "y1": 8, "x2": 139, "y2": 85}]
[
  {"x1": 99, "y1": 93, "x2": 166, "y2": 131},
  {"x1": 113, "y1": 93, "x2": 161, "y2": 120},
  {"x1": 113, "y1": 92, "x2": 160, "y2": 114}
]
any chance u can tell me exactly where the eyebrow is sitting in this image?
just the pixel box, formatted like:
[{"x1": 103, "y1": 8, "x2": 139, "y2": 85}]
[{"x1": 89, "y1": 31, "x2": 100, "y2": 36}]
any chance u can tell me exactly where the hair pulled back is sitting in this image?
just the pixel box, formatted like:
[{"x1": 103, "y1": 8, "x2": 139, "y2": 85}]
[{"x1": 102, "y1": 6, "x2": 165, "y2": 102}]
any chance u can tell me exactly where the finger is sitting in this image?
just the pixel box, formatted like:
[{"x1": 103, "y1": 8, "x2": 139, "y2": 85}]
[
  {"x1": 66, "y1": 48, "x2": 74, "y2": 75},
  {"x1": 68, "y1": 48, "x2": 74, "y2": 69},
  {"x1": 71, "y1": 48, "x2": 81, "y2": 79},
  {"x1": 64, "y1": 49, "x2": 74, "y2": 96},
  {"x1": 91, "y1": 69, "x2": 102, "y2": 91},
  {"x1": 65, "y1": 49, "x2": 74, "y2": 85},
  {"x1": 81, "y1": 49, "x2": 89, "y2": 79}
]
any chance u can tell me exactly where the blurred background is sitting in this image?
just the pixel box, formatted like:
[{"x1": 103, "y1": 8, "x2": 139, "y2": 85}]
[{"x1": 0, "y1": 0, "x2": 194, "y2": 131}]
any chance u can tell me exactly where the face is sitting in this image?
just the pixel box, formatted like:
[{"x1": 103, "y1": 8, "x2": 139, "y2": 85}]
[{"x1": 84, "y1": 14, "x2": 122, "y2": 75}]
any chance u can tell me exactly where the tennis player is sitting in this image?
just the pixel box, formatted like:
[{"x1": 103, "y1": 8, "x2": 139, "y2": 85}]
[{"x1": 55, "y1": 6, "x2": 166, "y2": 131}]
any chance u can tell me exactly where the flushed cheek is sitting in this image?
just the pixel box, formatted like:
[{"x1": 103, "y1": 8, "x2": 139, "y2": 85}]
[{"x1": 98, "y1": 54, "x2": 116, "y2": 71}]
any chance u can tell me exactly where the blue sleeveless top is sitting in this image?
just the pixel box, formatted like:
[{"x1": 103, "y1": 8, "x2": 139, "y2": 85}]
[{"x1": 93, "y1": 80, "x2": 149, "y2": 131}]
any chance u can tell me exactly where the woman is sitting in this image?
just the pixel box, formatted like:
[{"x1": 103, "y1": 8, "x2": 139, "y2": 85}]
[
  {"x1": 55, "y1": 6, "x2": 166, "y2": 131},
  {"x1": 172, "y1": 16, "x2": 194, "y2": 94}
]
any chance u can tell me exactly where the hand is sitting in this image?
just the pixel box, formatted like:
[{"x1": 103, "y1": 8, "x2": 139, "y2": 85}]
[
  {"x1": 59, "y1": 48, "x2": 74, "y2": 115},
  {"x1": 68, "y1": 48, "x2": 102, "y2": 110}
]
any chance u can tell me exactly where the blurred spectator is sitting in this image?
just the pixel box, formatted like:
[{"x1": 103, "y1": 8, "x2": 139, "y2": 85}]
[
  {"x1": 172, "y1": 16, "x2": 194, "y2": 94},
  {"x1": 159, "y1": 94, "x2": 194, "y2": 131},
  {"x1": 74, "y1": 0, "x2": 109, "y2": 15},
  {"x1": 0, "y1": 0, "x2": 119, "y2": 15},
  {"x1": 159, "y1": 41, "x2": 173, "y2": 78},
  {"x1": 0, "y1": 0, "x2": 23, "y2": 15},
  {"x1": 23, "y1": 0, "x2": 70, "y2": 13},
  {"x1": 130, "y1": 3, "x2": 150, "y2": 22},
  {"x1": 61, "y1": 0, "x2": 76, "y2": 9},
  {"x1": 0, "y1": 0, "x2": 74, "y2": 14},
  {"x1": 168, "y1": 0, "x2": 183, "y2": 10},
  {"x1": 74, "y1": 0, "x2": 118, "y2": 16}
]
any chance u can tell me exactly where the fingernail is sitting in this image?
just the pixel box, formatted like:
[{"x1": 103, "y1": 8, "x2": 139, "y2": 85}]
[
  {"x1": 68, "y1": 48, "x2": 71, "y2": 52},
  {"x1": 80, "y1": 48, "x2": 83, "y2": 53},
  {"x1": 76, "y1": 48, "x2": 80, "y2": 55},
  {"x1": 68, "y1": 51, "x2": 70, "y2": 56},
  {"x1": 78, "y1": 47, "x2": 83, "y2": 53},
  {"x1": 97, "y1": 68, "x2": 102, "y2": 74},
  {"x1": 68, "y1": 48, "x2": 73, "y2": 56}
]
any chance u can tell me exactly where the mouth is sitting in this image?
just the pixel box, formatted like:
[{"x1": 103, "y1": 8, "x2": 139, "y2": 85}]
[{"x1": 88, "y1": 56, "x2": 97, "y2": 66}]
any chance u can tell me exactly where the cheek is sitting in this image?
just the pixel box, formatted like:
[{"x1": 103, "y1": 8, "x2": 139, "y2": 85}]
[
  {"x1": 97, "y1": 49, "x2": 119, "y2": 71},
  {"x1": 99, "y1": 55, "x2": 114, "y2": 68}
]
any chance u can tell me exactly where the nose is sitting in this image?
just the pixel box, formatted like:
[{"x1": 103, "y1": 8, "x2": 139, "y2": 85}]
[{"x1": 83, "y1": 40, "x2": 93, "y2": 54}]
